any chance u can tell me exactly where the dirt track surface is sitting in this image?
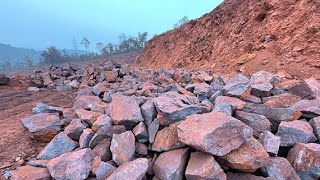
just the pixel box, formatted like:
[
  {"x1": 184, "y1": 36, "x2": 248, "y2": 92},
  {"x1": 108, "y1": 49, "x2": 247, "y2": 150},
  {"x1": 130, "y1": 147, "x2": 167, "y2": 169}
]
[{"x1": 0, "y1": 81, "x2": 75, "y2": 176}]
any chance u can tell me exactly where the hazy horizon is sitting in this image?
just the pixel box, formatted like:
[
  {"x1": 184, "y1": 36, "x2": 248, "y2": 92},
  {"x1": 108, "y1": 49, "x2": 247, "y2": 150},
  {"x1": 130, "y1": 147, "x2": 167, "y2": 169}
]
[{"x1": 0, "y1": 0, "x2": 223, "y2": 51}]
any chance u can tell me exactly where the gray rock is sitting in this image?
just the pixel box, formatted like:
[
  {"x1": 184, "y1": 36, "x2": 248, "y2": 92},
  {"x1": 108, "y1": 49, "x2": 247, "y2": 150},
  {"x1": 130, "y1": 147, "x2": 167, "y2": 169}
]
[
  {"x1": 27, "y1": 87, "x2": 41, "y2": 92},
  {"x1": 93, "y1": 139, "x2": 112, "y2": 162},
  {"x1": 56, "y1": 85, "x2": 72, "y2": 91},
  {"x1": 153, "y1": 148, "x2": 189, "y2": 180},
  {"x1": 89, "y1": 125, "x2": 126, "y2": 148},
  {"x1": 92, "y1": 83, "x2": 108, "y2": 96},
  {"x1": 92, "y1": 114, "x2": 113, "y2": 132},
  {"x1": 193, "y1": 82, "x2": 210, "y2": 95},
  {"x1": 133, "y1": 122, "x2": 149, "y2": 143},
  {"x1": 107, "y1": 158, "x2": 149, "y2": 180},
  {"x1": 110, "y1": 131, "x2": 135, "y2": 166},
  {"x1": 222, "y1": 74, "x2": 251, "y2": 100},
  {"x1": 72, "y1": 95, "x2": 103, "y2": 111},
  {"x1": 0, "y1": 73, "x2": 9, "y2": 85},
  {"x1": 37, "y1": 132, "x2": 78, "y2": 160},
  {"x1": 276, "y1": 120, "x2": 317, "y2": 147},
  {"x1": 47, "y1": 148, "x2": 94, "y2": 180},
  {"x1": 64, "y1": 119, "x2": 86, "y2": 140},
  {"x1": 235, "y1": 111, "x2": 271, "y2": 137},
  {"x1": 291, "y1": 100, "x2": 320, "y2": 118},
  {"x1": 79, "y1": 128, "x2": 94, "y2": 148},
  {"x1": 215, "y1": 96, "x2": 246, "y2": 110},
  {"x1": 10, "y1": 166, "x2": 50, "y2": 180},
  {"x1": 213, "y1": 103, "x2": 233, "y2": 116},
  {"x1": 92, "y1": 157, "x2": 116, "y2": 180},
  {"x1": 148, "y1": 118, "x2": 160, "y2": 143},
  {"x1": 135, "y1": 142, "x2": 148, "y2": 155},
  {"x1": 309, "y1": 116, "x2": 320, "y2": 140},
  {"x1": 27, "y1": 159, "x2": 50, "y2": 168},
  {"x1": 261, "y1": 157, "x2": 300, "y2": 180},
  {"x1": 32, "y1": 103, "x2": 63, "y2": 115},
  {"x1": 185, "y1": 152, "x2": 226, "y2": 180},
  {"x1": 141, "y1": 99, "x2": 157, "y2": 126},
  {"x1": 250, "y1": 71, "x2": 280, "y2": 85},
  {"x1": 103, "y1": 92, "x2": 112, "y2": 103},
  {"x1": 258, "y1": 131, "x2": 280, "y2": 155},
  {"x1": 251, "y1": 83, "x2": 273, "y2": 97}
]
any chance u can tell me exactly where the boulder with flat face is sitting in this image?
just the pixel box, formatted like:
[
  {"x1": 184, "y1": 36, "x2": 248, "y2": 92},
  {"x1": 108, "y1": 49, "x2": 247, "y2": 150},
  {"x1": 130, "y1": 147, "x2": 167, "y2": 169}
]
[
  {"x1": 261, "y1": 157, "x2": 300, "y2": 180},
  {"x1": 91, "y1": 157, "x2": 116, "y2": 180},
  {"x1": 185, "y1": 152, "x2": 226, "y2": 180},
  {"x1": 177, "y1": 112, "x2": 253, "y2": 156},
  {"x1": 235, "y1": 111, "x2": 271, "y2": 137},
  {"x1": 79, "y1": 128, "x2": 94, "y2": 149},
  {"x1": 222, "y1": 74, "x2": 251, "y2": 100},
  {"x1": 141, "y1": 99, "x2": 157, "y2": 126},
  {"x1": 89, "y1": 124, "x2": 126, "y2": 149},
  {"x1": 107, "y1": 158, "x2": 149, "y2": 180},
  {"x1": 215, "y1": 96, "x2": 246, "y2": 110},
  {"x1": 153, "y1": 91, "x2": 202, "y2": 126},
  {"x1": 20, "y1": 113, "x2": 61, "y2": 142},
  {"x1": 258, "y1": 131, "x2": 280, "y2": 155},
  {"x1": 262, "y1": 93, "x2": 301, "y2": 108},
  {"x1": 72, "y1": 95, "x2": 103, "y2": 111},
  {"x1": 110, "y1": 93, "x2": 144, "y2": 129},
  {"x1": 47, "y1": 148, "x2": 95, "y2": 180},
  {"x1": 133, "y1": 122, "x2": 149, "y2": 143},
  {"x1": 291, "y1": 100, "x2": 320, "y2": 118},
  {"x1": 153, "y1": 148, "x2": 189, "y2": 180},
  {"x1": 110, "y1": 131, "x2": 135, "y2": 166},
  {"x1": 32, "y1": 103, "x2": 63, "y2": 115},
  {"x1": 10, "y1": 165, "x2": 51, "y2": 180},
  {"x1": 309, "y1": 116, "x2": 320, "y2": 140},
  {"x1": 250, "y1": 71, "x2": 280, "y2": 85},
  {"x1": 287, "y1": 143, "x2": 320, "y2": 180},
  {"x1": 64, "y1": 119, "x2": 86, "y2": 140}
]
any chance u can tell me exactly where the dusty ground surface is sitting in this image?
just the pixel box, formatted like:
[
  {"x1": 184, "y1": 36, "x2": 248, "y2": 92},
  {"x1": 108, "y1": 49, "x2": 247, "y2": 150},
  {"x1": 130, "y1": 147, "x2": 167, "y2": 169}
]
[
  {"x1": 0, "y1": 77, "x2": 75, "y2": 177},
  {"x1": 137, "y1": 0, "x2": 320, "y2": 79}
]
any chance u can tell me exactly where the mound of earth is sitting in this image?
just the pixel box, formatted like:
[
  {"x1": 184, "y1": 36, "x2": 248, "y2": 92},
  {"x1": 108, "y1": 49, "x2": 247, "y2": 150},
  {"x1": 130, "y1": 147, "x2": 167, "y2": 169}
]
[{"x1": 137, "y1": 0, "x2": 320, "y2": 79}]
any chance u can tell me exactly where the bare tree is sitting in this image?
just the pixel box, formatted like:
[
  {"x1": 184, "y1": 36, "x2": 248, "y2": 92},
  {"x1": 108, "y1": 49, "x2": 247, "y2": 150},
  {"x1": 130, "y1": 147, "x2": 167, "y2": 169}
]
[
  {"x1": 96, "y1": 42, "x2": 104, "y2": 54},
  {"x1": 81, "y1": 37, "x2": 90, "y2": 54},
  {"x1": 72, "y1": 37, "x2": 79, "y2": 54}
]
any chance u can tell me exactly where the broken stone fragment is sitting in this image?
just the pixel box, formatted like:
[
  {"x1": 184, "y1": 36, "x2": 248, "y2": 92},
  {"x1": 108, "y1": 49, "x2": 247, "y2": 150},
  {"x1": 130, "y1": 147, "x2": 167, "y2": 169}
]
[
  {"x1": 20, "y1": 113, "x2": 61, "y2": 142},
  {"x1": 261, "y1": 157, "x2": 300, "y2": 180},
  {"x1": 250, "y1": 71, "x2": 280, "y2": 85},
  {"x1": 213, "y1": 103, "x2": 233, "y2": 116},
  {"x1": 222, "y1": 74, "x2": 251, "y2": 100},
  {"x1": 92, "y1": 82, "x2": 108, "y2": 96},
  {"x1": 215, "y1": 96, "x2": 246, "y2": 110},
  {"x1": 152, "y1": 122, "x2": 185, "y2": 152},
  {"x1": 91, "y1": 156, "x2": 116, "y2": 180},
  {"x1": 37, "y1": 132, "x2": 79, "y2": 160},
  {"x1": 89, "y1": 124, "x2": 126, "y2": 148},
  {"x1": 226, "y1": 172, "x2": 274, "y2": 180},
  {"x1": 75, "y1": 108, "x2": 102, "y2": 123},
  {"x1": 110, "y1": 131, "x2": 135, "y2": 166},
  {"x1": 133, "y1": 122, "x2": 149, "y2": 143},
  {"x1": 258, "y1": 131, "x2": 280, "y2": 155},
  {"x1": 287, "y1": 143, "x2": 320, "y2": 180},
  {"x1": 64, "y1": 119, "x2": 86, "y2": 140},
  {"x1": 309, "y1": 116, "x2": 320, "y2": 140},
  {"x1": 276, "y1": 120, "x2": 317, "y2": 147},
  {"x1": 291, "y1": 99, "x2": 320, "y2": 118},
  {"x1": 153, "y1": 148, "x2": 189, "y2": 180},
  {"x1": 10, "y1": 165, "x2": 51, "y2": 180},
  {"x1": 107, "y1": 158, "x2": 149, "y2": 180},
  {"x1": 47, "y1": 148, "x2": 94, "y2": 180},
  {"x1": 235, "y1": 111, "x2": 271, "y2": 137},
  {"x1": 177, "y1": 112, "x2": 253, "y2": 156},
  {"x1": 185, "y1": 152, "x2": 226, "y2": 180},
  {"x1": 32, "y1": 103, "x2": 63, "y2": 115},
  {"x1": 92, "y1": 114, "x2": 113, "y2": 132},
  {"x1": 93, "y1": 139, "x2": 112, "y2": 162},
  {"x1": 262, "y1": 93, "x2": 301, "y2": 108},
  {"x1": 251, "y1": 83, "x2": 273, "y2": 97},
  {"x1": 72, "y1": 95, "x2": 102, "y2": 111},
  {"x1": 148, "y1": 118, "x2": 160, "y2": 143},
  {"x1": 141, "y1": 99, "x2": 157, "y2": 126},
  {"x1": 79, "y1": 128, "x2": 94, "y2": 149}
]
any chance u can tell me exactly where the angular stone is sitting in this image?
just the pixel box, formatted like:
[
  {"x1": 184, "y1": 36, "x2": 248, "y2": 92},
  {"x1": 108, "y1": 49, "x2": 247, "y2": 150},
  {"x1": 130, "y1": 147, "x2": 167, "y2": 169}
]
[
  {"x1": 10, "y1": 166, "x2": 50, "y2": 180},
  {"x1": 227, "y1": 172, "x2": 274, "y2": 180},
  {"x1": 0, "y1": 73, "x2": 9, "y2": 85},
  {"x1": 291, "y1": 100, "x2": 320, "y2": 118},
  {"x1": 251, "y1": 83, "x2": 273, "y2": 97},
  {"x1": 32, "y1": 103, "x2": 63, "y2": 115},
  {"x1": 192, "y1": 82, "x2": 210, "y2": 95},
  {"x1": 222, "y1": 74, "x2": 251, "y2": 100},
  {"x1": 235, "y1": 111, "x2": 271, "y2": 137},
  {"x1": 72, "y1": 95, "x2": 102, "y2": 111},
  {"x1": 276, "y1": 120, "x2": 317, "y2": 147},
  {"x1": 288, "y1": 78, "x2": 320, "y2": 100},
  {"x1": 153, "y1": 91, "x2": 202, "y2": 126},
  {"x1": 79, "y1": 128, "x2": 94, "y2": 148},
  {"x1": 177, "y1": 112, "x2": 253, "y2": 156},
  {"x1": 141, "y1": 99, "x2": 157, "y2": 126},
  {"x1": 245, "y1": 94, "x2": 262, "y2": 104},
  {"x1": 148, "y1": 118, "x2": 160, "y2": 143},
  {"x1": 56, "y1": 85, "x2": 72, "y2": 91},
  {"x1": 287, "y1": 143, "x2": 320, "y2": 180},
  {"x1": 110, "y1": 93, "x2": 144, "y2": 129},
  {"x1": 133, "y1": 122, "x2": 149, "y2": 143},
  {"x1": 102, "y1": 92, "x2": 112, "y2": 103},
  {"x1": 250, "y1": 71, "x2": 280, "y2": 85},
  {"x1": 37, "y1": 132, "x2": 78, "y2": 160},
  {"x1": 92, "y1": 157, "x2": 116, "y2": 180},
  {"x1": 219, "y1": 138, "x2": 269, "y2": 172},
  {"x1": 213, "y1": 103, "x2": 233, "y2": 116},
  {"x1": 309, "y1": 116, "x2": 320, "y2": 140},
  {"x1": 305, "y1": 78, "x2": 320, "y2": 100},
  {"x1": 152, "y1": 122, "x2": 184, "y2": 152},
  {"x1": 215, "y1": 96, "x2": 246, "y2": 110},
  {"x1": 110, "y1": 131, "x2": 135, "y2": 166},
  {"x1": 107, "y1": 158, "x2": 149, "y2": 180},
  {"x1": 258, "y1": 131, "x2": 280, "y2": 155},
  {"x1": 135, "y1": 142, "x2": 148, "y2": 155},
  {"x1": 262, "y1": 93, "x2": 301, "y2": 108},
  {"x1": 75, "y1": 108, "x2": 102, "y2": 123},
  {"x1": 89, "y1": 125, "x2": 126, "y2": 148},
  {"x1": 20, "y1": 113, "x2": 61, "y2": 142},
  {"x1": 92, "y1": 114, "x2": 113, "y2": 132},
  {"x1": 64, "y1": 119, "x2": 86, "y2": 140},
  {"x1": 104, "y1": 71, "x2": 117, "y2": 83},
  {"x1": 93, "y1": 139, "x2": 112, "y2": 161},
  {"x1": 261, "y1": 157, "x2": 300, "y2": 180},
  {"x1": 186, "y1": 152, "x2": 226, "y2": 180},
  {"x1": 153, "y1": 148, "x2": 189, "y2": 180},
  {"x1": 27, "y1": 159, "x2": 50, "y2": 168},
  {"x1": 92, "y1": 83, "x2": 107, "y2": 96},
  {"x1": 47, "y1": 148, "x2": 94, "y2": 180}
]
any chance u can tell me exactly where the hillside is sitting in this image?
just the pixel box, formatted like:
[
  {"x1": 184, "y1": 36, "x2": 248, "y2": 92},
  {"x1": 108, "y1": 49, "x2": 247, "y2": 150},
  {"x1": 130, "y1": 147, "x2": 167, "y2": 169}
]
[
  {"x1": 137, "y1": 0, "x2": 320, "y2": 79},
  {"x1": 0, "y1": 43, "x2": 41, "y2": 63}
]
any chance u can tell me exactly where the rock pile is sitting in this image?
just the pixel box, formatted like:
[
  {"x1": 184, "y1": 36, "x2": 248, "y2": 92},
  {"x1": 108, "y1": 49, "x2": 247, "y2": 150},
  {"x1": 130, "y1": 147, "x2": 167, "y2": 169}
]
[{"x1": 10, "y1": 63, "x2": 320, "y2": 179}]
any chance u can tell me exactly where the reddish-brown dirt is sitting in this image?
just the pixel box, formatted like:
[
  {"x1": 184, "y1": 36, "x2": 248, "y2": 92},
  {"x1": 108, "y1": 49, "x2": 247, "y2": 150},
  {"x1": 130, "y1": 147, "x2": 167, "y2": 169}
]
[
  {"x1": 137, "y1": 0, "x2": 320, "y2": 79},
  {"x1": 0, "y1": 76, "x2": 75, "y2": 176}
]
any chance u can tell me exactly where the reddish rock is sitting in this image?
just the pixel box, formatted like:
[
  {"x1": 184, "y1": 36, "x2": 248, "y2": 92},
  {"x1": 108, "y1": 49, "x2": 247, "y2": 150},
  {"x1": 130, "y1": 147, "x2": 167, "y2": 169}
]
[
  {"x1": 276, "y1": 120, "x2": 316, "y2": 147},
  {"x1": 227, "y1": 172, "x2": 275, "y2": 180},
  {"x1": 185, "y1": 152, "x2": 226, "y2": 180},
  {"x1": 110, "y1": 131, "x2": 135, "y2": 166},
  {"x1": 213, "y1": 103, "x2": 233, "y2": 116},
  {"x1": 235, "y1": 111, "x2": 271, "y2": 137},
  {"x1": 133, "y1": 122, "x2": 149, "y2": 143},
  {"x1": 93, "y1": 139, "x2": 112, "y2": 162},
  {"x1": 75, "y1": 108, "x2": 102, "y2": 123},
  {"x1": 92, "y1": 114, "x2": 113, "y2": 132},
  {"x1": 89, "y1": 125, "x2": 126, "y2": 148},
  {"x1": 10, "y1": 166, "x2": 50, "y2": 180},
  {"x1": 72, "y1": 95, "x2": 102, "y2": 111},
  {"x1": 309, "y1": 116, "x2": 320, "y2": 140},
  {"x1": 152, "y1": 122, "x2": 185, "y2": 152},
  {"x1": 107, "y1": 158, "x2": 149, "y2": 180},
  {"x1": 135, "y1": 142, "x2": 148, "y2": 155},
  {"x1": 47, "y1": 148, "x2": 94, "y2": 180},
  {"x1": 91, "y1": 157, "x2": 116, "y2": 180},
  {"x1": 287, "y1": 143, "x2": 320, "y2": 180},
  {"x1": 261, "y1": 157, "x2": 300, "y2": 180},
  {"x1": 92, "y1": 83, "x2": 108, "y2": 96},
  {"x1": 215, "y1": 96, "x2": 246, "y2": 110},
  {"x1": 104, "y1": 70, "x2": 117, "y2": 83},
  {"x1": 20, "y1": 113, "x2": 61, "y2": 142},
  {"x1": 250, "y1": 71, "x2": 280, "y2": 85},
  {"x1": 258, "y1": 131, "x2": 280, "y2": 155},
  {"x1": 64, "y1": 119, "x2": 86, "y2": 140},
  {"x1": 262, "y1": 93, "x2": 301, "y2": 108},
  {"x1": 251, "y1": 83, "x2": 273, "y2": 97},
  {"x1": 245, "y1": 94, "x2": 262, "y2": 104},
  {"x1": 79, "y1": 128, "x2": 94, "y2": 148},
  {"x1": 177, "y1": 112, "x2": 253, "y2": 156},
  {"x1": 110, "y1": 93, "x2": 144, "y2": 129},
  {"x1": 219, "y1": 138, "x2": 269, "y2": 172},
  {"x1": 222, "y1": 74, "x2": 251, "y2": 100},
  {"x1": 304, "y1": 78, "x2": 320, "y2": 100},
  {"x1": 141, "y1": 99, "x2": 157, "y2": 126},
  {"x1": 153, "y1": 148, "x2": 189, "y2": 180},
  {"x1": 291, "y1": 100, "x2": 320, "y2": 118}
]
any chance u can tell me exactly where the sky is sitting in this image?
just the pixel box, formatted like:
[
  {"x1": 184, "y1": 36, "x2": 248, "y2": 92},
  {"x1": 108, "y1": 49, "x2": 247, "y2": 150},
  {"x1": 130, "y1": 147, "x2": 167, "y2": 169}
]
[{"x1": 0, "y1": 0, "x2": 223, "y2": 50}]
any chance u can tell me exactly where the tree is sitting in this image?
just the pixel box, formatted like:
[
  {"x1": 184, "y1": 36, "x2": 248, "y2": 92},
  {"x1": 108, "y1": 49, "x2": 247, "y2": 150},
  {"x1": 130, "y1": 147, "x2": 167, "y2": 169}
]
[
  {"x1": 72, "y1": 37, "x2": 79, "y2": 56},
  {"x1": 81, "y1": 37, "x2": 90, "y2": 54},
  {"x1": 137, "y1": 32, "x2": 148, "y2": 49},
  {"x1": 173, "y1": 16, "x2": 190, "y2": 29},
  {"x1": 96, "y1": 42, "x2": 104, "y2": 54},
  {"x1": 40, "y1": 46, "x2": 64, "y2": 64}
]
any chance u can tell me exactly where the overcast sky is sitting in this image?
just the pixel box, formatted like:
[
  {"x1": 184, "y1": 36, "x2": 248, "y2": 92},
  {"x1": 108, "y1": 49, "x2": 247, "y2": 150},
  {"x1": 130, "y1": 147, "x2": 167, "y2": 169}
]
[{"x1": 0, "y1": 0, "x2": 223, "y2": 50}]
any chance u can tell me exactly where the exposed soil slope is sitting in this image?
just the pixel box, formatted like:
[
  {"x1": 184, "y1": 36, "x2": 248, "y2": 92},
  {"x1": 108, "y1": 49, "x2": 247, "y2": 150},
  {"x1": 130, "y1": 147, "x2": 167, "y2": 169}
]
[{"x1": 137, "y1": 0, "x2": 320, "y2": 79}]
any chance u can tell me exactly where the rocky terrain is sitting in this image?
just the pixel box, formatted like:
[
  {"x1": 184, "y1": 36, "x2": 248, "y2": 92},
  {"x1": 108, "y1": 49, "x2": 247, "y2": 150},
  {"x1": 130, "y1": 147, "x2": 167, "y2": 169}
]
[
  {"x1": 137, "y1": 0, "x2": 320, "y2": 79},
  {"x1": 1, "y1": 59, "x2": 320, "y2": 180}
]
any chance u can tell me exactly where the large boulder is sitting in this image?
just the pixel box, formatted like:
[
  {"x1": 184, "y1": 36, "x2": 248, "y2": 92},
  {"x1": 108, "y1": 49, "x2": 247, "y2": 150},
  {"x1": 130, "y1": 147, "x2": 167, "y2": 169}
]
[
  {"x1": 64, "y1": 119, "x2": 86, "y2": 140},
  {"x1": 20, "y1": 113, "x2": 61, "y2": 142},
  {"x1": 72, "y1": 95, "x2": 103, "y2": 112},
  {"x1": 110, "y1": 93, "x2": 144, "y2": 129},
  {"x1": 261, "y1": 157, "x2": 300, "y2": 180},
  {"x1": 309, "y1": 116, "x2": 320, "y2": 140},
  {"x1": 258, "y1": 131, "x2": 281, "y2": 155},
  {"x1": 287, "y1": 143, "x2": 320, "y2": 180},
  {"x1": 10, "y1": 165, "x2": 50, "y2": 180},
  {"x1": 222, "y1": 74, "x2": 251, "y2": 100},
  {"x1": 153, "y1": 91, "x2": 202, "y2": 126},
  {"x1": 107, "y1": 158, "x2": 149, "y2": 180},
  {"x1": 177, "y1": 112, "x2": 253, "y2": 156},
  {"x1": 110, "y1": 131, "x2": 135, "y2": 166},
  {"x1": 79, "y1": 128, "x2": 94, "y2": 149},
  {"x1": 141, "y1": 99, "x2": 157, "y2": 126},
  {"x1": 262, "y1": 93, "x2": 301, "y2": 108},
  {"x1": 153, "y1": 148, "x2": 189, "y2": 180},
  {"x1": 89, "y1": 124, "x2": 126, "y2": 148},
  {"x1": 91, "y1": 157, "x2": 116, "y2": 180},
  {"x1": 235, "y1": 111, "x2": 271, "y2": 137},
  {"x1": 215, "y1": 96, "x2": 246, "y2": 110},
  {"x1": 185, "y1": 152, "x2": 226, "y2": 180},
  {"x1": 291, "y1": 100, "x2": 320, "y2": 118},
  {"x1": 0, "y1": 73, "x2": 9, "y2": 85},
  {"x1": 47, "y1": 148, "x2": 94, "y2": 180}
]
